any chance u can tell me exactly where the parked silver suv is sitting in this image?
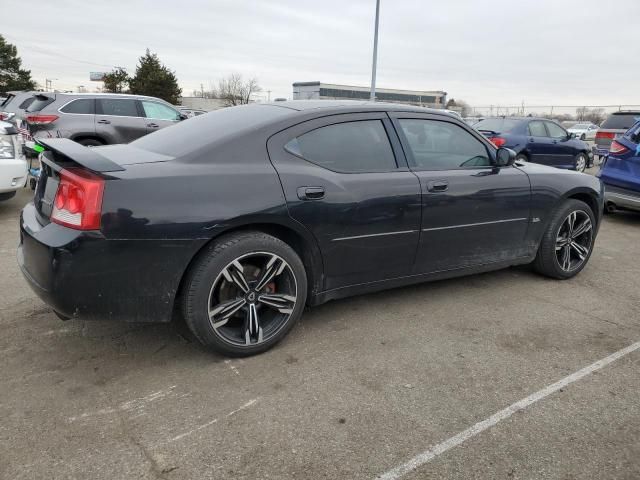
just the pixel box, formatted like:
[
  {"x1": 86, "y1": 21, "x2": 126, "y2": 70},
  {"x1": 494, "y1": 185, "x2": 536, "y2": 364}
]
[{"x1": 24, "y1": 93, "x2": 186, "y2": 146}]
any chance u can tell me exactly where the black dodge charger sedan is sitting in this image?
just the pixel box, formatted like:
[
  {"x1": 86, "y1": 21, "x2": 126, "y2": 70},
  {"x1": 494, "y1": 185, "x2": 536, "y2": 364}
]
[{"x1": 18, "y1": 101, "x2": 604, "y2": 356}]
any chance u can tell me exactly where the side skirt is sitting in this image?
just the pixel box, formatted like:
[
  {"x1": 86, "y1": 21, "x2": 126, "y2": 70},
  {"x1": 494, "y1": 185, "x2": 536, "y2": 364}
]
[{"x1": 309, "y1": 256, "x2": 535, "y2": 307}]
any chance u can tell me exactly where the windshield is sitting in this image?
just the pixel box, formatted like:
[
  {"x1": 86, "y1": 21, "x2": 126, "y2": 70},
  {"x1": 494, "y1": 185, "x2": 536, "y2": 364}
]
[{"x1": 474, "y1": 118, "x2": 521, "y2": 133}]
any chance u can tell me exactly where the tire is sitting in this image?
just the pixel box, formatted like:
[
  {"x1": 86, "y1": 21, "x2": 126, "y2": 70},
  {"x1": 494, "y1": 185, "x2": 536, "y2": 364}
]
[
  {"x1": 574, "y1": 152, "x2": 588, "y2": 172},
  {"x1": 0, "y1": 191, "x2": 16, "y2": 202},
  {"x1": 515, "y1": 153, "x2": 528, "y2": 163},
  {"x1": 580, "y1": 134, "x2": 586, "y2": 140},
  {"x1": 76, "y1": 138, "x2": 104, "y2": 147},
  {"x1": 182, "y1": 231, "x2": 307, "y2": 357},
  {"x1": 533, "y1": 199, "x2": 595, "y2": 280}
]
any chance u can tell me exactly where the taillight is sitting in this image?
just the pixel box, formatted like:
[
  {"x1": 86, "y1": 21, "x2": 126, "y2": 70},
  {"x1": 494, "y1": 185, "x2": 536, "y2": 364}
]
[
  {"x1": 489, "y1": 136, "x2": 506, "y2": 147},
  {"x1": 51, "y1": 168, "x2": 104, "y2": 230},
  {"x1": 0, "y1": 113, "x2": 7, "y2": 120},
  {"x1": 595, "y1": 131, "x2": 615, "y2": 140},
  {"x1": 609, "y1": 140, "x2": 629, "y2": 155},
  {"x1": 26, "y1": 114, "x2": 59, "y2": 125}
]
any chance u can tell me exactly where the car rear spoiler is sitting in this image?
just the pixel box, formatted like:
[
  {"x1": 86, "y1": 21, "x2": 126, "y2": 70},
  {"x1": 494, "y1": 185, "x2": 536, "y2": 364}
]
[{"x1": 36, "y1": 138, "x2": 125, "y2": 172}]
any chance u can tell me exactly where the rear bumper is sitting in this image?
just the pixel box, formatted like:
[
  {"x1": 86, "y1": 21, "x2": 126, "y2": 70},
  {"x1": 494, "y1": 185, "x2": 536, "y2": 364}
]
[
  {"x1": 604, "y1": 184, "x2": 640, "y2": 212},
  {"x1": 18, "y1": 202, "x2": 204, "y2": 322},
  {"x1": 0, "y1": 157, "x2": 28, "y2": 193}
]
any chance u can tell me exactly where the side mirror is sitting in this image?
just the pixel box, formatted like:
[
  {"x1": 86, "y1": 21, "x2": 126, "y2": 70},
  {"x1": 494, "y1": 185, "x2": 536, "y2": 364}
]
[
  {"x1": 496, "y1": 147, "x2": 517, "y2": 167},
  {"x1": 568, "y1": 132, "x2": 576, "y2": 139}
]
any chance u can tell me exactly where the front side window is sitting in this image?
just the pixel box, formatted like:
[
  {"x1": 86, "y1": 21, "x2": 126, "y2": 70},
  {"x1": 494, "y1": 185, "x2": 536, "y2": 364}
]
[
  {"x1": 97, "y1": 99, "x2": 139, "y2": 117},
  {"x1": 284, "y1": 120, "x2": 397, "y2": 173},
  {"x1": 60, "y1": 99, "x2": 95, "y2": 114},
  {"x1": 398, "y1": 119, "x2": 491, "y2": 170},
  {"x1": 141, "y1": 101, "x2": 180, "y2": 121},
  {"x1": 528, "y1": 121, "x2": 547, "y2": 137},
  {"x1": 545, "y1": 121, "x2": 567, "y2": 139}
]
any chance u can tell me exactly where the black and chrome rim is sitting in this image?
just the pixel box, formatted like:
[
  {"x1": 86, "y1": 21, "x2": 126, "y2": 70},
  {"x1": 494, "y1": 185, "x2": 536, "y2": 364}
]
[
  {"x1": 555, "y1": 210, "x2": 593, "y2": 272},
  {"x1": 207, "y1": 252, "x2": 297, "y2": 347}
]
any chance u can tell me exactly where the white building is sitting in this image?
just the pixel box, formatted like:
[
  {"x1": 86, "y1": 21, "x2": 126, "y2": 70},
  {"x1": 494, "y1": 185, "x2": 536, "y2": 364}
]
[{"x1": 292, "y1": 81, "x2": 447, "y2": 108}]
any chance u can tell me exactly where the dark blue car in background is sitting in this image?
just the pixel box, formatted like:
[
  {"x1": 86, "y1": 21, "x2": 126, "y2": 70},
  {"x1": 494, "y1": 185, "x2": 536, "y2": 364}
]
[
  {"x1": 474, "y1": 117, "x2": 593, "y2": 172},
  {"x1": 598, "y1": 120, "x2": 640, "y2": 213}
]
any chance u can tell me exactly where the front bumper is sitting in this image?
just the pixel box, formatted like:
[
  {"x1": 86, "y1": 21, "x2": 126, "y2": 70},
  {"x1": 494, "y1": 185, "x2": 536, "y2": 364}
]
[{"x1": 18, "y1": 203, "x2": 203, "y2": 323}]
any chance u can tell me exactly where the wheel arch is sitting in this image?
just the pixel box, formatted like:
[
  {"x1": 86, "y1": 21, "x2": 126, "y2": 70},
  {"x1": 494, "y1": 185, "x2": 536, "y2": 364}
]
[
  {"x1": 71, "y1": 134, "x2": 107, "y2": 145},
  {"x1": 173, "y1": 219, "x2": 325, "y2": 316}
]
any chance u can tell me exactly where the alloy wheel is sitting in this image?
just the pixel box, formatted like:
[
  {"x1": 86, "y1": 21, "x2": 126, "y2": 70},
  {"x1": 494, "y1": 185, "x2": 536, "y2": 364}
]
[
  {"x1": 575, "y1": 154, "x2": 587, "y2": 172},
  {"x1": 555, "y1": 210, "x2": 593, "y2": 272},
  {"x1": 207, "y1": 252, "x2": 298, "y2": 346}
]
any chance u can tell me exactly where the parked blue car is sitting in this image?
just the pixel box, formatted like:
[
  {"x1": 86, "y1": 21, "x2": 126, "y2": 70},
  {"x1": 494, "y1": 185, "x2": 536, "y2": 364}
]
[
  {"x1": 598, "y1": 120, "x2": 640, "y2": 213},
  {"x1": 474, "y1": 117, "x2": 593, "y2": 172}
]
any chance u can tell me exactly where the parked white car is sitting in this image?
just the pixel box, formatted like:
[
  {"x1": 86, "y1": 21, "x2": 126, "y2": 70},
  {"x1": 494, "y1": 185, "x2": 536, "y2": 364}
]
[
  {"x1": 0, "y1": 121, "x2": 28, "y2": 202},
  {"x1": 568, "y1": 123, "x2": 599, "y2": 141}
]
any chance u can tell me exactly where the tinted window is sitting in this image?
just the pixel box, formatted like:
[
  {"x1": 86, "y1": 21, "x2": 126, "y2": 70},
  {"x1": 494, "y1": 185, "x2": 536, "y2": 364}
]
[
  {"x1": 601, "y1": 113, "x2": 640, "y2": 130},
  {"x1": 97, "y1": 98, "x2": 139, "y2": 117},
  {"x1": 0, "y1": 95, "x2": 13, "y2": 107},
  {"x1": 545, "y1": 121, "x2": 567, "y2": 139},
  {"x1": 26, "y1": 95, "x2": 55, "y2": 112},
  {"x1": 474, "y1": 118, "x2": 521, "y2": 133},
  {"x1": 285, "y1": 120, "x2": 397, "y2": 173},
  {"x1": 399, "y1": 119, "x2": 491, "y2": 170},
  {"x1": 141, "y1": 101, "x2": 180, "y2": 121},
  {"x1": 18, "y1": 98, "x2": 34, "y2": 110},
  {"x1": 528, "y1": 121, "x2": 547, "y2": 137},
  {"x1": 60, "y1": 99, "x2": 95, "y2": 114}
]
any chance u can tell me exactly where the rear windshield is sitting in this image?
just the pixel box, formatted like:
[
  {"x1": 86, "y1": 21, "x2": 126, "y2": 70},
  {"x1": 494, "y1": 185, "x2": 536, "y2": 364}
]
[
  {"x1": 18, "y1": 97, "x2": 35, "y2": 110},
  {"x1": 601, "y1": 113, "x2": 640, "y2": 130},
  {"x1": 0, "y1": 94, "x2": 15, "y2": 108},
  {"x1": 26, "y1": 95, "x2": 56, "y2": 112},
  {"x1": 131, "y1": 104, "x2": 294, "y2": 157},
  {"x1": 474, "y1": 118, "x2": 521, "y2": 133}
]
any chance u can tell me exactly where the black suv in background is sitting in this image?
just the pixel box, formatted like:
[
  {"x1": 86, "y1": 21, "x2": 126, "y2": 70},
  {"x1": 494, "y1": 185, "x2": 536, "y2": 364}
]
[{"x1": 23, "y1": 93, "x2": 186, "y2": 146}]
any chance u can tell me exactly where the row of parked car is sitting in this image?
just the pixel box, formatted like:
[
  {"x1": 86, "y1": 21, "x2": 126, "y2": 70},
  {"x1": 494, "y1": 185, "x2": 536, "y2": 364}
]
[{"x1": 0, "y1": 90, "x2": 207, "y2": 201}]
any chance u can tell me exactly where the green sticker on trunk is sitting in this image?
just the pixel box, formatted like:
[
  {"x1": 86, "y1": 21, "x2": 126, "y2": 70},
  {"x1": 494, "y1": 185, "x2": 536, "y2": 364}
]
[{"x1": 32, "y1": 144, "x2": 45, "y2": 153}]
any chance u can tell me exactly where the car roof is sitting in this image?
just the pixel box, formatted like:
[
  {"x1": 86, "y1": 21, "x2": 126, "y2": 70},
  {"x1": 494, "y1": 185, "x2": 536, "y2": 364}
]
[
  {"x1": 45, "y1": 92, "x2": 169, "y2": 102},
  {"x1": 477, "y1": 116, "x2": 552, "y2": 122},
  {"x1": 262, "y1": 99, "x2": 460, "y2": 116}
]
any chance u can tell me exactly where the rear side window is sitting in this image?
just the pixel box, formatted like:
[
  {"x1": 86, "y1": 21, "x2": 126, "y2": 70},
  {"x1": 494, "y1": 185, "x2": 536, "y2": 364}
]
[
  {"x1": 0, "y1": 95, "x2": 14, "y2": 107},
  {"x1": 60, "y1": 99, "x2": 95, "y2": 114},
  {"x1": 528, "y1": 121, "x2": 547, "y2": 137},
  {"x1": 26, "y1": 95, "x2": 55, "y2": 112},
  {"x1": 96, "y1": 98, "x2": 139, "y2": 117},
  {"x1": 398, "y1": 119, "x2": 491, "y2": 170},
  {"x1": 601, "y1": 113, "x2": 640, "y2": 130},
  {"x1": 141, "y1": 101, "x2": 180, "y2": 121},
  {"x1": 284, "y1": 120, "x2": 397, "y2": 173}
]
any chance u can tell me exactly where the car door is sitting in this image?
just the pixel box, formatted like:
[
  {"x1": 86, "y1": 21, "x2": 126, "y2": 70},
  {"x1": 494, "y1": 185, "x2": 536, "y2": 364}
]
[
  {"x1": 95, "y1": 98, "x2": 148, "y2": 143},
  {"x1": 544, "y1": 121, "x2": 575, "y2": 168},
  {"x1": 389, "y1": 113, "x2": 531, "y2": 274},
  {"x1": 140, "y1": 100, "x2": 182, "y2": 134},
  {"x1": 525, "y1": 120, "x2": 555, "y2": 165},
  {"x1": 267, "y1": 113, "x2": 422, "y2": 291}
]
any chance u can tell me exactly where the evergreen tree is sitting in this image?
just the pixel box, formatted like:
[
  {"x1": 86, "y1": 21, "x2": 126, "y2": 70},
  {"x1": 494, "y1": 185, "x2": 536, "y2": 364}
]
[
  {"x1": 0, "y1": 35, "x2": 37, "y2": 93},
  {"x1": 102, "y1": 67, "x2": 130, "y2": 93},
  {"x1": 129, "y1": 49, "x2": 181, "y2": 104}
]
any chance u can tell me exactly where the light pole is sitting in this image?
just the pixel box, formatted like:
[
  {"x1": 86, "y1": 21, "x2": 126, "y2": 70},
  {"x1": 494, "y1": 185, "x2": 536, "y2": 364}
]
[{"x1": 369, "y1": 0, "x2": 381, "y2": 101}]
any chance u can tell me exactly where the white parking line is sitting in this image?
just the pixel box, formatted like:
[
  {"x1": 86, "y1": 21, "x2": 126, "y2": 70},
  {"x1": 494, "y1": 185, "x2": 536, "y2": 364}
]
[{"x1": 377, "y1": 341, "x2": 640, "y2": 480}]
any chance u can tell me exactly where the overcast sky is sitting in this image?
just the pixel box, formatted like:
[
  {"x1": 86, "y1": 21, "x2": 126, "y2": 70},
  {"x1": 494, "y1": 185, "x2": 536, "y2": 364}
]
[{"x1": 3, "y1": 0, "x2": 639, "y2": 107}]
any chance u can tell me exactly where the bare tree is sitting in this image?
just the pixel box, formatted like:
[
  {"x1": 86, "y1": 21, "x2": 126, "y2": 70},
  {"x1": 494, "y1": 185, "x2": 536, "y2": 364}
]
[
  {"x1": 576, "y1": 107, "x2": 606, "y2": 125},
  {"x1": 217, "y1": 73, "x2": 261, "y2": 106}
]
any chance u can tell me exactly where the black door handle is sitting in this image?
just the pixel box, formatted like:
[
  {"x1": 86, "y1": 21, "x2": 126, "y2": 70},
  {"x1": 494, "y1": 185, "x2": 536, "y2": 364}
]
[
  {"x1": 297, "y1": 186, "x2": 325, "y2": 200},
  {"x1": 529, "y1": 138, "x2": 535, "y2": 142},
  {"x1": 97, "y1": 119, "x2": 111, "y2": 124},
  {"x1": 147, "y1": 123, "x2": 159, "y2": 128},
  {"x1": 426, "y1": 180, "x2": 449, "y2": 193}
]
